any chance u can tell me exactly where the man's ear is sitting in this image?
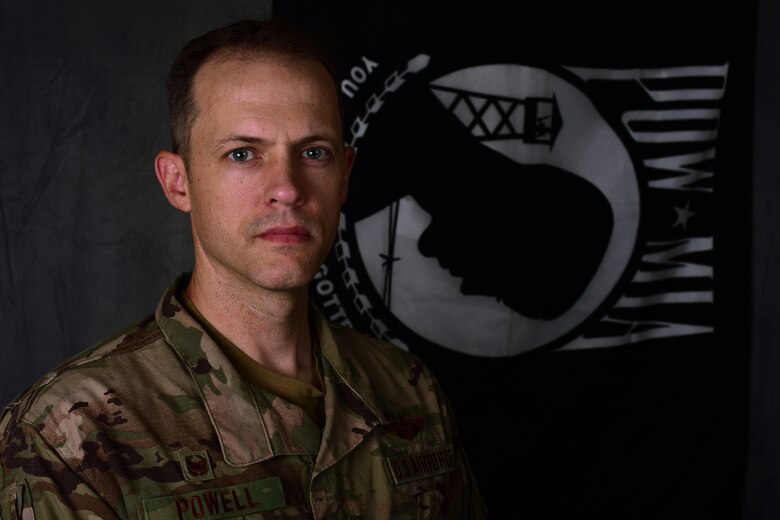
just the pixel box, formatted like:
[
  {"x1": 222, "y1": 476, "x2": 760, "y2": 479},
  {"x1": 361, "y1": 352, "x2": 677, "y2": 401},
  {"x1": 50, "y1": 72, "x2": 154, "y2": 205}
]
[{"x1": 154, "y1": 151, "x2": 191, "y2": 213}]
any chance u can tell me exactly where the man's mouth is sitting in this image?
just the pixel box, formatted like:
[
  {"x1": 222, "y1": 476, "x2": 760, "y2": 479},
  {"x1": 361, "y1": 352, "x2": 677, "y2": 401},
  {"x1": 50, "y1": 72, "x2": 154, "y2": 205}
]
[{"x1": 258, "y1": 226, "x2": 311, "y2": 244}]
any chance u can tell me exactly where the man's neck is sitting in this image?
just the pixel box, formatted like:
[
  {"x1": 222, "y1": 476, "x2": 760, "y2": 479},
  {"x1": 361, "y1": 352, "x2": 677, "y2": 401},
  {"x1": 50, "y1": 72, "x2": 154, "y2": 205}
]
[{"x1": 185, "y1": 267, "x2": 317, "y2": 386}]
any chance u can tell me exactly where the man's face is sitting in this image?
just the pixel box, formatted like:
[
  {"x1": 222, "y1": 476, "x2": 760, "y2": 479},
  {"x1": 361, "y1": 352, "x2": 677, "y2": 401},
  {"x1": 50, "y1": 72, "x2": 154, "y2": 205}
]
[{"x1": 182, "y1": 54, "x2": 353, "y2": 293}]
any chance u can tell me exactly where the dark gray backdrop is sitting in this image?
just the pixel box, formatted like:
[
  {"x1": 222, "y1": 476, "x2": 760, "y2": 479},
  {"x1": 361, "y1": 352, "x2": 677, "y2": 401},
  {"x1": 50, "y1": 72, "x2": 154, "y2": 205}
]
[
  {"x1": 1, "y1": 1, "x2": 778, "y2": 519},
  {"x1": 0, "y1": 1, "x2": 267, "y2": 397}
]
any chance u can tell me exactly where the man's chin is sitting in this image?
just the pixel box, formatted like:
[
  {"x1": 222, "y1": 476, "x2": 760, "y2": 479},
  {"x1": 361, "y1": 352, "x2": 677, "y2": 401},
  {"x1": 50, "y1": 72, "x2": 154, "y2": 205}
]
[{"x1": 245, "y1": 266, "x2": 315, "y2": 293}]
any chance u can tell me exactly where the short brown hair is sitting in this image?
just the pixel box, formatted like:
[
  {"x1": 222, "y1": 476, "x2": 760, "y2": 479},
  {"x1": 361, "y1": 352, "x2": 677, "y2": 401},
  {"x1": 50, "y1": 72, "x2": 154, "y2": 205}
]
[{"x1": 166, "y1": 18, "x2": 342, "y2": 163}]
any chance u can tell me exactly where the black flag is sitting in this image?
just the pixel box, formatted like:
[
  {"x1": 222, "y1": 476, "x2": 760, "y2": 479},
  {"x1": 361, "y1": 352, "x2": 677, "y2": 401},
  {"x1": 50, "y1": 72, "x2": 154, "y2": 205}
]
[{"x1": 275, "y1": 2, "x2": 754, "y2": 517}]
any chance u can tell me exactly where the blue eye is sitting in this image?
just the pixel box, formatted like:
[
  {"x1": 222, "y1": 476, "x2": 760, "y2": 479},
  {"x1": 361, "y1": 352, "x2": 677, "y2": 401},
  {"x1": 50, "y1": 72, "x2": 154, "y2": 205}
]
[
  {"x1": 228, "y1": 149, "x2": 253, "y2": 162},
  {"x1": 303, "y1": 147, "x2": 327, "y2": 160}
]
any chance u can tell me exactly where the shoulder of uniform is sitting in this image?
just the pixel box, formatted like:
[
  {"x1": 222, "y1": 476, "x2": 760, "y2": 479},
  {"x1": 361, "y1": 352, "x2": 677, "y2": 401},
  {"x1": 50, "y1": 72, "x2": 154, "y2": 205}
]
[
  {"x1": 330, "y1": 321, "x2": 421, "y2": 360},
  {"x1": 325, "y1": 322, "x2": 460, "y2": 441},
  {"x1": 51, "y1": 313, "x2": 163, "y2": 373},
  {"x1": 0, "y1": 314, "x2": 163, "y2": 436},
  {"x1": 327, "y1": 321, "x2": 442, "y2": 397}
]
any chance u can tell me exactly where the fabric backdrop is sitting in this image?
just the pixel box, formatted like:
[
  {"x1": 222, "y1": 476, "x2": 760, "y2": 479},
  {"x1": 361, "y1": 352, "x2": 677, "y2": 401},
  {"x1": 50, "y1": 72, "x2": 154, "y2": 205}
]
[
  {"x1": 274, "y1": 1, "x2": 755, "y2": 518},
  {"x1": 0, "y1": 2, "x2": 268, "y2": 399}
]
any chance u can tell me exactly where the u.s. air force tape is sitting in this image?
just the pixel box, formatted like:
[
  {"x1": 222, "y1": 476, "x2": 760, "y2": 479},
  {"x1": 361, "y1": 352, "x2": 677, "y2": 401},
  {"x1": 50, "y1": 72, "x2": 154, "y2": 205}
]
[
  {"x1": 142, "y1": 476, "x2": 285, "y2": 520},
  {"x1": 385, "y1": 445, "x2": 455, "y2": 485}
]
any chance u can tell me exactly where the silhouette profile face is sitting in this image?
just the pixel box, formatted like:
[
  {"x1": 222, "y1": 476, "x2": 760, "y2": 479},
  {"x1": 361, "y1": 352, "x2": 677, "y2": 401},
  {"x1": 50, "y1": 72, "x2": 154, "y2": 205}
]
[{"x1": 346, "y1": 75, "x2": 613, "y2": 320}]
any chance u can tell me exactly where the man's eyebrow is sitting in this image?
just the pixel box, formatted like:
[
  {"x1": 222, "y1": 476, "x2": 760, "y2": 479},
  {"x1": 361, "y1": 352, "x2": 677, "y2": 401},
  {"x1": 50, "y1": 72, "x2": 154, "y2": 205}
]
[
  {"x1": 294, "y1": 134, "x2": 341, "y2": 147},
  {"x1": 293, "y1": 134, "x2": 342, "y2": 148},
  {"x1": 214, "y1": 135, "x2": 269, "y2": 149}
]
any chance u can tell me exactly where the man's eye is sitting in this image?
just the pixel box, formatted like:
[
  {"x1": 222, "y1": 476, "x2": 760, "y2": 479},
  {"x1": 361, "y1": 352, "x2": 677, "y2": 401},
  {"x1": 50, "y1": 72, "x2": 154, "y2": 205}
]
[
  {"x1": 228, "y1": 149, "x2": 254, "y2": 162},
  {"x1": 302, "y1": 147, "x2": 328, "y2": 160}
]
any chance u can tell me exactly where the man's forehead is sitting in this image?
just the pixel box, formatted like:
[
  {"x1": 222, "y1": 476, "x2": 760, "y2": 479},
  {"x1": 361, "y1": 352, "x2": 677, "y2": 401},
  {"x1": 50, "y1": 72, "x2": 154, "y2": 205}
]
[
  {"x1": 197, "y1": 51, "x2": 333, "y2": 87},
  {"x1": 189, "y1": 54, "x2": 342, "y2": 142},
  {"x1": 193, "y1": 55, "x2": 336, "y2": 108},
  {"x1": 199, "y1": 58, "x2": 329, "y2": 102}
]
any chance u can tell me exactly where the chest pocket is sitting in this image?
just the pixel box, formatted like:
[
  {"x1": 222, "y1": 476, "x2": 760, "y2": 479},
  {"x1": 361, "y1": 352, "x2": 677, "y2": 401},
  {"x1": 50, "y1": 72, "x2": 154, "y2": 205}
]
[{"x1": 383, "y1": 444, "x2": 454, "y2": 519}]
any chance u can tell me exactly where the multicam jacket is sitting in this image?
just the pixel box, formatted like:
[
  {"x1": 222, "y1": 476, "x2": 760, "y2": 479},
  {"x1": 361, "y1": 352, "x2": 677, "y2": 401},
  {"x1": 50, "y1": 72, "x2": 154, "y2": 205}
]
[{"x1": 0, "y1": 276, "x2": 486, "y2": 519}]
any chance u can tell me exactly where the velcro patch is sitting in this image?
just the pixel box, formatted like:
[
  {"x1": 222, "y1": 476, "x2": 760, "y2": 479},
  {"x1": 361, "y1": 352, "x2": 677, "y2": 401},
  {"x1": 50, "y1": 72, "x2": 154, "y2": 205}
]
[
  {"x1": 385, "y1": 445, "x2": 454, "y2": 485},
  {"x1": 142, "y1": 477, "x2": 285, "y2": 520}
]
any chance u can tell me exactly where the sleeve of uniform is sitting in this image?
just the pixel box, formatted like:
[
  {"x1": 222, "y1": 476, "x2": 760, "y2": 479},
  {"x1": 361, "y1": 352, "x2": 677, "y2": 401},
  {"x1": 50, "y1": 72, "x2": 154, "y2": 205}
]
[
  {"x1": 0, "y1": 419, "x2": 121, "y2": 519},
  {"x1": 440, "y1": 393, "x2": 489, "y2": 519},
  {"x1": 454, "y1": 441, "x2": 488, "y2": 519}
]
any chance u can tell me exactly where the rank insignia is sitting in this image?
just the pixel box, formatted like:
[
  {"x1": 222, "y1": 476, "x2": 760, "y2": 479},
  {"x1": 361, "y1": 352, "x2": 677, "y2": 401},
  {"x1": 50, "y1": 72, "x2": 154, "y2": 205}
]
[{"x1": 179, "y1": 449, "x2": 214, "y2": 482}]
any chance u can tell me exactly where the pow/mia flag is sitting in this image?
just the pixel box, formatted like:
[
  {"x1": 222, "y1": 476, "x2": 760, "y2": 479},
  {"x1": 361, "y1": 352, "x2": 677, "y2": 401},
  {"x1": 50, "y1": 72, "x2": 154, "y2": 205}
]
[{"x1": 275, "y1": 1, "x2": 753, "y2": 517}]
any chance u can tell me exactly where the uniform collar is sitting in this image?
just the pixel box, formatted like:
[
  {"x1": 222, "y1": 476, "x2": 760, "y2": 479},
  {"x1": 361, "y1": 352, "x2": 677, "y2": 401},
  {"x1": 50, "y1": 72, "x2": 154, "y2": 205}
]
[
  {"x1": 154, "y1": 274, "x2": 392, "y2": 470},
  {"x1": 310, "y1": 305, "x2": 397, "y2": 472},
  {"x1": 155, "y1": 274, "x2": 272, "y2": 467}
]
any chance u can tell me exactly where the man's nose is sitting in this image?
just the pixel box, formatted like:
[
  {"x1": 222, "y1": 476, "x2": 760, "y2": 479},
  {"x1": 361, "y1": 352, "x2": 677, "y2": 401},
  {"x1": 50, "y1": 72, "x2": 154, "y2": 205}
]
[{"x1": 266, "y1": 155, "x2": 304, "y2": 206}]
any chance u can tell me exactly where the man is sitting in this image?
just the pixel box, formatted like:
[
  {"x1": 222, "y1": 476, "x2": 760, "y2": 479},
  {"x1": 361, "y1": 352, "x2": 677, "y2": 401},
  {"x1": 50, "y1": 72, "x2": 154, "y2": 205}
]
[{"x1": 0, "y1": 18, "x2": 486, "y2": 519}]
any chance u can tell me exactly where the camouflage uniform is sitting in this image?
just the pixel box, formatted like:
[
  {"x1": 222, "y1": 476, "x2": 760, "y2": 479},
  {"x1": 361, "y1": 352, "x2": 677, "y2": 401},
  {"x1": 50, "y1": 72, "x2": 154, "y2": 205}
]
[{"x1": 0, "y1": 275, "x2": 486, "y2": 519}]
